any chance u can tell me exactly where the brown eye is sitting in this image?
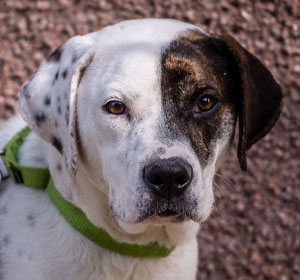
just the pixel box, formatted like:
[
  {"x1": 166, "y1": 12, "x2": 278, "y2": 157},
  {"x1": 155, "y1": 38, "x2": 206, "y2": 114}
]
[
  {"x1": 196, "y1": 95, "x2": 217, "y2": 112},
  {"x1": 105, "y1": 100, "x2": 126, "y2": 115}
]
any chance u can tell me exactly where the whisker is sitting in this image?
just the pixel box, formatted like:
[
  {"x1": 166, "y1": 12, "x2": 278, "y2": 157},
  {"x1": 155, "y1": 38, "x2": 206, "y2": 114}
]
[{"x1": 215, "y1": 173, "x2": 236, "y2": 193}]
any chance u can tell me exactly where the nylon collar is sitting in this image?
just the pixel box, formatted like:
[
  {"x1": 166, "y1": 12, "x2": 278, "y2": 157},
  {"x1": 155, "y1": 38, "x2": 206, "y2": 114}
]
[{"x1": 0, "y1": 126, "x2": 175, "y2": 258}]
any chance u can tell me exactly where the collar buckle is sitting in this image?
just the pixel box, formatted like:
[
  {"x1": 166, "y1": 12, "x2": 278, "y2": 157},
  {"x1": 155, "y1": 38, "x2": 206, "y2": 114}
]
[{"x1": 1, "y1": 148, "x2": 23, "y2": 184}]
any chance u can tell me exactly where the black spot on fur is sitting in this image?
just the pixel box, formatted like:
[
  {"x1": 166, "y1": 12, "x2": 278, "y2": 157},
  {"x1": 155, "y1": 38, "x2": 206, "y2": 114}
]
[
  {"x1": 57, "y1": 162, "x2": 62, "y2": 171},
  {"x1": 3, "y1": 235, "x2": 10, "y2": 246},
  {"x1": 55, "y1": 71, "x2": 59, "y2": 80},
  {"x1": 47, "y1": 46, "x2": 62, "y2": 62},
  {"x1": 62, "y1": 69, "x2": 68, "y2": 79},
  {"x1": 55, "y1": 120, "x2": 58, "y2": 128},
  {"x1": 35, "y1": 112, "x2": 47, "y2": 126},
  {"x1": 44, "y1": 96, "x2": 51, "y2": 106},
  {"x1": 27, "y1": 215, "x2": 35, "y2": 226},
  {"x1": 53, "y1": 71, "x2": 59, "y2": 84},
  {"x1": 65, "y1": 113, "x2": 69, "y2": 126},
  {"x1": 57, "y1": 105, "x2": 62, "y2": 115},
  {"x1": 52, "y1": 136, "x2": 63, "y2": 154},
  {"x1": 72, "y1": 55, "x2": 77, "y2": 63}
]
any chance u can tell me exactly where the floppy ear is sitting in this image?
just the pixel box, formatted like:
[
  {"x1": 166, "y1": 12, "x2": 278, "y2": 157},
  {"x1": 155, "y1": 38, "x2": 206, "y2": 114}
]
[
  {"x1": 18, "y1": 36, "x2": 95, "y2": 175},
  {"x1": 220, "y1": 35, "x2": 283, "y2": 171}
]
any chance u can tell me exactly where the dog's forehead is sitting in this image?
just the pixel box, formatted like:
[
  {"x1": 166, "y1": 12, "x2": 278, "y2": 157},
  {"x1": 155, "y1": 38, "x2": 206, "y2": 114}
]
[
  {"x1": 93, "y1": 19, "x2": 207, "y2": 47},
  {"x1": 161, "y1": 30, "x2": 232, "y2": 93},
  {"x1": 88, "y1": 20, "x2": 208, "y2": 102}
]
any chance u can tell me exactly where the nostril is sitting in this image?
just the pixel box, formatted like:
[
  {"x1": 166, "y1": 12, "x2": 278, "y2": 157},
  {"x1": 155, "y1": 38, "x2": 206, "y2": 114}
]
[
  {"x1": 149, "y1": 175, "x2": 164, "y2": 186},
  {"x1": 174, "y1": 174, "x2": 189, "y2": 185}
]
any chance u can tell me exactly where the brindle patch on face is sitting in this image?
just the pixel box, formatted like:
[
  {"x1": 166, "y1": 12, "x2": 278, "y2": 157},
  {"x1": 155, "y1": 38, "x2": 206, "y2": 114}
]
[{"x1": 160, "y1": 30, "x2": 238, "y2": 166}]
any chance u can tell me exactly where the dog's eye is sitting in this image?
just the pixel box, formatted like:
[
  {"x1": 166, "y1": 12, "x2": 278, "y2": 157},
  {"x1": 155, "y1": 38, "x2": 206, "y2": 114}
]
[
  {"x1": 195, "y1": 95, "x2": 217, "y2": 112},
  {"x1": 105, "y1": 100, "x2": 126, "y2": 115}
]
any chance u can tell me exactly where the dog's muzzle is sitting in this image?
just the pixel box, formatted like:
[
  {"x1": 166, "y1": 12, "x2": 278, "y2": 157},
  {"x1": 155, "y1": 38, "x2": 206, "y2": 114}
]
[{"x1": 143, "y1": 157, "x2": 193, "y2": 199}]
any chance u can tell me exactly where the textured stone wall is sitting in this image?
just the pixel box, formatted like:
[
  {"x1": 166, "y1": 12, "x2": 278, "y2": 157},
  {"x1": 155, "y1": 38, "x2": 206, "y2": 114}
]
[{"x1": 0, "y1": 1, "x2": 299, "y2": 278}]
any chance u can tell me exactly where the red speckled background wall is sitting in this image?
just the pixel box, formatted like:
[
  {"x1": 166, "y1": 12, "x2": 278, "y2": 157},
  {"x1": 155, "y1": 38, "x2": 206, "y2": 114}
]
[{"x1": 0, "y1": 1, "x2": 299, "y2": 278}]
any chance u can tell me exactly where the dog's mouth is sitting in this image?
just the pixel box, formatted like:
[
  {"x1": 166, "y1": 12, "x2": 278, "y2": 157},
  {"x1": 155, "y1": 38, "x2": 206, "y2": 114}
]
[
  {"x1": 157, "y1": 209, "x2": 180, "y2": 217},
  {"x1": 146, "y1": 209, "x2": 187, "y2": 224},
  {"x1": 139, "y1": 208, "x2": 189, "y2": 224}
]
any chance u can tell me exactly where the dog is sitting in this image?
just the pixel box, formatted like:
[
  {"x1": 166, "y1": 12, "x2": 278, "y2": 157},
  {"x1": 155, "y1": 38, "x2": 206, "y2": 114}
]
[{"x1": 0, "y1": 18, "x2": 282, "y2": 279}]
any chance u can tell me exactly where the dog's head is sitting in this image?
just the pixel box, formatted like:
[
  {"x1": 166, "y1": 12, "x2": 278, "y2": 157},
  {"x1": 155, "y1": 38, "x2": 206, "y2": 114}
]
[{"x1": 18, "y1": 19, "x2": 282, "y2": 227}]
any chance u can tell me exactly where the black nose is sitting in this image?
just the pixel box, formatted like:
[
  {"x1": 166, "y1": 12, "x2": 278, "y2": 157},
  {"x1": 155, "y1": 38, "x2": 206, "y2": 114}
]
[{"x1": 143, "y1": 157, "x2": 193, "y2": 198}]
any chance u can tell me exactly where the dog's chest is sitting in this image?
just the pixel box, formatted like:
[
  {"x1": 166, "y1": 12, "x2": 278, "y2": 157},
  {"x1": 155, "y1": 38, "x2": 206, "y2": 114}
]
[{"x1": 0, "y1": 181, "x2": 97, "y2": 279}]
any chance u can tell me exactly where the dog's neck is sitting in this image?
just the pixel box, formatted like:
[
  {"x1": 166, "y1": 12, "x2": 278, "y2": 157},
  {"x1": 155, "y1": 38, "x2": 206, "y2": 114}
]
[{"x1": 19, "y1": 132, "x2": 200, "y2": 248}]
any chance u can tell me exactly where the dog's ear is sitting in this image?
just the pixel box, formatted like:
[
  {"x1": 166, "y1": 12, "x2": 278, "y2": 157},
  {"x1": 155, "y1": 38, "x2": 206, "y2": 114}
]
[
  {"x1": 18, "y1": 36, "x2": 95, "y2": 175},
  {"x1": 219, "y1": 34, "x2": 282, "y2": 171}
]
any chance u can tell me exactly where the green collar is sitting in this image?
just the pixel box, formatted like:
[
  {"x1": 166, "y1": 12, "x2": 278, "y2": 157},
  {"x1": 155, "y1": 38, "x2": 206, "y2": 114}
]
[{"x1": 0, "y1": 126, "x2": 174, "y2": 258}]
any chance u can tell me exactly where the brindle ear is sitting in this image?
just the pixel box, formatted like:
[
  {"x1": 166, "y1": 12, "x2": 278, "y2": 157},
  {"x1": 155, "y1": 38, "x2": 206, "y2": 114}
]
[{"x1": 220, "y1": 35, "x2": 282, "y2": 171}]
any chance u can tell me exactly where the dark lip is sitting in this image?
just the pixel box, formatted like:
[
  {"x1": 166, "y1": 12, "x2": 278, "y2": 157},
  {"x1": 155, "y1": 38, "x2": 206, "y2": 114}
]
[
  {"x1": 157, "y1": 209, "x2": 180, "y2": 217},
  {"x1": 137, "y1": 208, "x2": 185, "y2": 222}
]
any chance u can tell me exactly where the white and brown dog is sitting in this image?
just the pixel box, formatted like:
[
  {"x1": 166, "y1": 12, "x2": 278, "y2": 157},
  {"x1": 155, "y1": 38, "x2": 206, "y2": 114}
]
[{"x1": 0, "y1": 19, "x2": 282, "y2": 279}]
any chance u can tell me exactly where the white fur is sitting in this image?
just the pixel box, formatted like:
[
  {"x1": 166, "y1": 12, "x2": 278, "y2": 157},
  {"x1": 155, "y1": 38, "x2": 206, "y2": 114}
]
[
  {"x1": 0, "y1": 121, "x2": 199, "y2": 279},
  {"x1": 0, "y1": 19, "x2": 234, "y2": 279}
]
